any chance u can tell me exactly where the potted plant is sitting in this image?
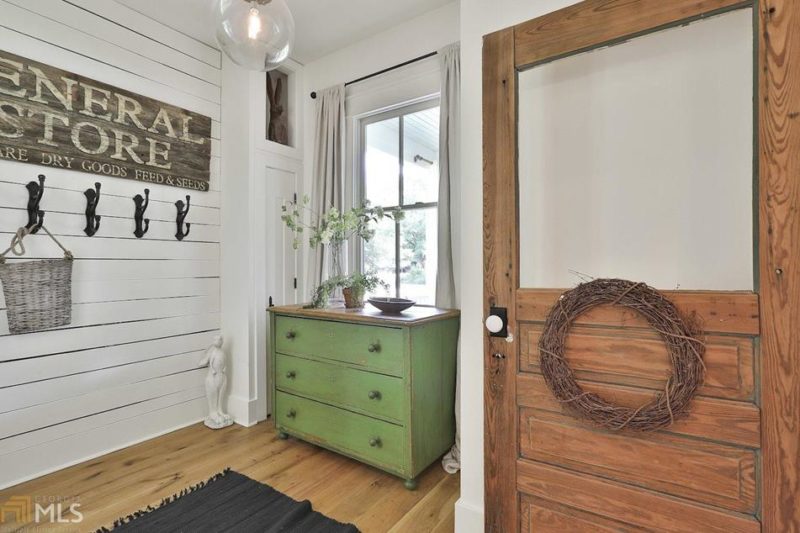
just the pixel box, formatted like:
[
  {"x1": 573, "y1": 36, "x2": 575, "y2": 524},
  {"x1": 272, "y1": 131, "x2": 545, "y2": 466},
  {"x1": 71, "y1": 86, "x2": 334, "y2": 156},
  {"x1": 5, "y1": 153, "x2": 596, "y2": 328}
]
[
  {"x1": 307, "y1": 273, "x2": 387, "y2": 309},
  {"x1": 342, "y1": 273, "x2": 387, "y2": 309},
  {"x1": 308, "y1": 276, "x2": 344, "y2": 309},
  {"x1": 282, "y1": 197, "x2": 401, "y2": 307}
]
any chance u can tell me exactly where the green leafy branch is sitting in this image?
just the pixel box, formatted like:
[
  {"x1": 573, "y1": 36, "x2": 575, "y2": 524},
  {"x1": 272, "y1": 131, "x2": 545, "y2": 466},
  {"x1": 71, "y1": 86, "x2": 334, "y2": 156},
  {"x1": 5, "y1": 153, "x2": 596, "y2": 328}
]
[{"x1": 281, "y1": 196, "x2": 404, "y2": 251}]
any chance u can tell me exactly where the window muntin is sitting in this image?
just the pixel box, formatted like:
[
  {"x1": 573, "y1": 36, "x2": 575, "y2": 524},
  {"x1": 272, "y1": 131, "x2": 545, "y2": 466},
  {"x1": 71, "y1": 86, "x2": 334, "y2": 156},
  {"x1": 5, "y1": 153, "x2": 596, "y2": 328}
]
[{"x1": 360, "y1": 100, "x2": 440, "y2": 304}]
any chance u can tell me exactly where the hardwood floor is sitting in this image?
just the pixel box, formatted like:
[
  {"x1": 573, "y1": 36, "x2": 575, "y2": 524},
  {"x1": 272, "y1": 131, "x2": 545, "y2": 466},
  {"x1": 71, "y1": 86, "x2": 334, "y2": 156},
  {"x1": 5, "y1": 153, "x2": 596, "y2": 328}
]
[{"x1": 0, "y1": 421, "x2": 458, "y2": 532}]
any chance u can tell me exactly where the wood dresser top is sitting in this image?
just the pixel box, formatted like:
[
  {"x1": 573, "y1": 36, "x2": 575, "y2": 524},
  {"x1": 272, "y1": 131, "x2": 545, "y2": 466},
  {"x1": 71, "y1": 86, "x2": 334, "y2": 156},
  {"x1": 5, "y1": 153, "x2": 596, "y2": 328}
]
[{"x1": 269, "y1": 304, "x2": 460, "y2": 326}]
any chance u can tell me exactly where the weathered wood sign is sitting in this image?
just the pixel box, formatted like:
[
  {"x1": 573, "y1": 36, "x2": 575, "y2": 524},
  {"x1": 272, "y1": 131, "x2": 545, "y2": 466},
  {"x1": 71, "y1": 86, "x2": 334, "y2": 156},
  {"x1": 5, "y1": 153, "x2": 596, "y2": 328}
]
[{"x1": 0, "y1": 50, "x2": 212, "y2": 191}]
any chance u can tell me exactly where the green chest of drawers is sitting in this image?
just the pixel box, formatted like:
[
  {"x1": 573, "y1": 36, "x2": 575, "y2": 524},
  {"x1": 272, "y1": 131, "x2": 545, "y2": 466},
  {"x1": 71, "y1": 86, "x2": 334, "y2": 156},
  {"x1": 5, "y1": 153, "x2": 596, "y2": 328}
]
[{"x1": 269, "y1": 305, "x2": 460, "y2": 489}]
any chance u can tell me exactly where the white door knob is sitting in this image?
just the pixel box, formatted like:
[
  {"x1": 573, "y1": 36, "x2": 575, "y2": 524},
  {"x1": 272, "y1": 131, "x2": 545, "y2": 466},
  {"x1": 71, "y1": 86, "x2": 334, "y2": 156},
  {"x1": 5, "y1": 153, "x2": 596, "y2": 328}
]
[{"x1": 485, "y1": 315, "x2": 504, "y2": 334}]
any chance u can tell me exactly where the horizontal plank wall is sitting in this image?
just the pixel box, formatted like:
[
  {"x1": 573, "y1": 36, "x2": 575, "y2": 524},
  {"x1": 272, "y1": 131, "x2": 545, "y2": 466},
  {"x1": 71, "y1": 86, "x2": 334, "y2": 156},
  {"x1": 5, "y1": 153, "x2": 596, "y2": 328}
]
[{"x1": 0, "y1": 0, "x2": 222, "y2": 489}]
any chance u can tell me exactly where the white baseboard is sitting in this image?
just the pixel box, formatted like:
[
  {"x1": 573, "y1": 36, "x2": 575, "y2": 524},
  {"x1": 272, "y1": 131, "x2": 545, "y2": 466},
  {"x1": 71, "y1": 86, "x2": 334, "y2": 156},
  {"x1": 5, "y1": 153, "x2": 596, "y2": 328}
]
[
  {"x1": 455, "y1": 498, "x2": 485, "y2": 533},
  {"x1": 227, "y1": 395, "x2": 265, "y2": 427}
]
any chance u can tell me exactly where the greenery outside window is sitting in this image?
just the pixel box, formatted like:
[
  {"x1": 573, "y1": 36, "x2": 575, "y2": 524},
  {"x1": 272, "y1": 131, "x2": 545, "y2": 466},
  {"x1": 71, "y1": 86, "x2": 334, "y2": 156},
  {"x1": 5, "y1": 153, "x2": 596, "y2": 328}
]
[{"x1": 358, "y1": 99, "x2": 440, "y2": 305}]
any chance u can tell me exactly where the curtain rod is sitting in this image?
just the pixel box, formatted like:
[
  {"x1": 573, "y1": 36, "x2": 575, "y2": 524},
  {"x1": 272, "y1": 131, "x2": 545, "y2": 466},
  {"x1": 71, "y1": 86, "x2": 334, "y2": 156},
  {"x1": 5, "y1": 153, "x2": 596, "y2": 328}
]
[{"x1": 310, "y1": 51, "x2": 438, "y2": 99}]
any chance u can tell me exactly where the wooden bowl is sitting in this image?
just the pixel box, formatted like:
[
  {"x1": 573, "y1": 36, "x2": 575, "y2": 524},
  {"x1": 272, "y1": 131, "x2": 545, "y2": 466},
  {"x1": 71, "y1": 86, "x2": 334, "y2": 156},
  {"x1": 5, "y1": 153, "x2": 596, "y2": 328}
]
[{"x1": 367, "y1": 297, "x2": 416, "y2": 314}]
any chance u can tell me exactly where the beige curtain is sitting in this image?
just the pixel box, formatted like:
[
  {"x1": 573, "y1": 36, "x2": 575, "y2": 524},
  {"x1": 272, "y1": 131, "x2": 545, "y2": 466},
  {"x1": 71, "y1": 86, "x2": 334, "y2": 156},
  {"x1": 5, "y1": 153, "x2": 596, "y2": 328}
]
[
  {"x1": 437, "y1": 43, "x2": 461, "y2": 474},
  {"x1": 308, "y1": 85, "x2": 345, "y2": 293},
  {"x1": 436, "y1": 45, "x2": 459, "y2": 309}
]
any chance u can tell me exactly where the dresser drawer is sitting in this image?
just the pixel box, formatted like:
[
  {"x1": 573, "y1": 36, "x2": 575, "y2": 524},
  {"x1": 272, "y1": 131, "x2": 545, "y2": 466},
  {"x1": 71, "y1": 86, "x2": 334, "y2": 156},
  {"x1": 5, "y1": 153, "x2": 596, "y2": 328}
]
[
  {"x1": 276, "y1": 354, "x2": 405, "y2": 422},
  {"x1": 276, "y1": 391, "x2": 407, "y2": 474},
  {"x1": 275, "y1": 316, "x2": 404, "y2": 376}
]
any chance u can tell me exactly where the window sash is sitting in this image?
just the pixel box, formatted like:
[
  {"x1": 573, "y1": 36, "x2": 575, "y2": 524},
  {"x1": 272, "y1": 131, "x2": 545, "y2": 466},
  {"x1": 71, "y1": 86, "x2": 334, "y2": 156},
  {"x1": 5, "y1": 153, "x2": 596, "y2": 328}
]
[{"x1": 357, "y1": 98, "x2": 440, "y2": 300}]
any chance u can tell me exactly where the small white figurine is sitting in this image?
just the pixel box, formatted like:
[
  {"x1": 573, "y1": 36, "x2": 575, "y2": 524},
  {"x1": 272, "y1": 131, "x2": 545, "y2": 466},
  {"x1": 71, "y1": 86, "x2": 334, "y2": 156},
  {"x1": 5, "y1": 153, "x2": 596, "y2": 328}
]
[{"x1": 199, "y1": 335, "x2": 233, "y2": 429}]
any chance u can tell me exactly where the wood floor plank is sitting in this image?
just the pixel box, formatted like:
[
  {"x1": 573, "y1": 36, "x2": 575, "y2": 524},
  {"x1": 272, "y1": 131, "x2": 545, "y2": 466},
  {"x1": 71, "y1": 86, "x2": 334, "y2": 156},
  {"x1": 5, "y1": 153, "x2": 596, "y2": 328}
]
[
  {"x1": 26, "y1": 426, "x2": 286, "y2": 530},
  {"x1": 329, "y1": 459, "x2": 449, "y2": 531},
  {"x1": 0, "y1": 421, "x2": 458, "y2": 532},
  {"x1": 298, "y1": 459, "x2": 378, "y2": 515},
  {"x1": 389, "y1": 473, "x2": 460, "y2": 532},
  {"x1": 39, "y1": 425, "x2": 263, "y2": 500}
]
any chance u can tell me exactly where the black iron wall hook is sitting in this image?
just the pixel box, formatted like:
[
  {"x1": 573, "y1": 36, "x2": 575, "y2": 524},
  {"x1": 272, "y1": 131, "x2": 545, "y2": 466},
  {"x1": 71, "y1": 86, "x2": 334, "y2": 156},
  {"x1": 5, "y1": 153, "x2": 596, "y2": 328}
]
[
  {"x1": 175, "y1": 195, "x2": 191, "y2": 241},
  {"x1": 83, "y1": 182, "x2": 101, "y2": 237},
  {"x1": 25, "y1": 174, "x2": 45, "y2": 234},
  {"x1": 133, "y1": 189, "x2": 150, "y2": 238}
]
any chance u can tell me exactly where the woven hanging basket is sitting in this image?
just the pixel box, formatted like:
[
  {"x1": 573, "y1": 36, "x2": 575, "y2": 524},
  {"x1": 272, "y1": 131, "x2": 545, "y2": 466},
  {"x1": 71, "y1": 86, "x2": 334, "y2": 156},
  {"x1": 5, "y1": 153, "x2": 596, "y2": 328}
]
[{"x1": 0, "y1": 227, "x2": 74, "y2": 335}]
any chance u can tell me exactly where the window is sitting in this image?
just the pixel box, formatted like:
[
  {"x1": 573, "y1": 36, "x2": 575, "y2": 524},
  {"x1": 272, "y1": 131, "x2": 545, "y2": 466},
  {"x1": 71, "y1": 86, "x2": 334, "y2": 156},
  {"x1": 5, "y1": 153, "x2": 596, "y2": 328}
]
[{"x1": 359, "y1": 100, "x2": 440, "y2": 305}]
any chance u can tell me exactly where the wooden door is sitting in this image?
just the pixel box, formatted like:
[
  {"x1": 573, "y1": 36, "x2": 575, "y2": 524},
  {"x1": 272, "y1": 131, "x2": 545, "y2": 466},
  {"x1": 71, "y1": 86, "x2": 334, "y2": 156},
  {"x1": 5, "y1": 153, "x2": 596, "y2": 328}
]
[{"x1": 483, "y1": 1, "x2": 800, "y2": 531}]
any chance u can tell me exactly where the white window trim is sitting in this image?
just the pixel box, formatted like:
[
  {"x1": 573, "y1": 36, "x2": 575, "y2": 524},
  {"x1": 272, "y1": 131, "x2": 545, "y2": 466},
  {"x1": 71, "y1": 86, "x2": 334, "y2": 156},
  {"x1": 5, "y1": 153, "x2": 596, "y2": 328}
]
[{"x1": 354, "y1": 96, "x2": 441, "y2": 301}]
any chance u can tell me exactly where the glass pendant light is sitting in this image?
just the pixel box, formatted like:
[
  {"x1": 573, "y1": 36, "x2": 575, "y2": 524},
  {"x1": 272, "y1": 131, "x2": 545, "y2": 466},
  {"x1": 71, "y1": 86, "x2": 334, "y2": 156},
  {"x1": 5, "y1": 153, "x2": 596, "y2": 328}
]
[{"x1": 214, "y1": 0, "x2": 295, "y2": 72}]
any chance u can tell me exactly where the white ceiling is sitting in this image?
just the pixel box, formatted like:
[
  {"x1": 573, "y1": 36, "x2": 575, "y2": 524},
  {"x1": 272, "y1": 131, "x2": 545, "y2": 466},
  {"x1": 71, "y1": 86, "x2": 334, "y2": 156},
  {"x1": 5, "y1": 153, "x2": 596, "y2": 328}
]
[{"x1": 114, "y1": 0, "x2": 453, "y2": 64}]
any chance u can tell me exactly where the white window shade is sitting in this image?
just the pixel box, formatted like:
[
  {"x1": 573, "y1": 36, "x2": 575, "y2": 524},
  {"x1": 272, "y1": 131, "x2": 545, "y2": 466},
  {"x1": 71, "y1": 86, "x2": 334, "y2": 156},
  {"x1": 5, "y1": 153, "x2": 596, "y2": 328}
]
[{"x1": 518, "y1": 8, "x2": 754, "y2": 291}]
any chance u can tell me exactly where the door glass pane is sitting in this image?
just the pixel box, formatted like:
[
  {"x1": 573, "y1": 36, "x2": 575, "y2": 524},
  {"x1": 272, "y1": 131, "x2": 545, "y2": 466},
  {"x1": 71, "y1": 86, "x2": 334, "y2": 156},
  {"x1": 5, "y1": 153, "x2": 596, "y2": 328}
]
[
  {"x1": 399, "y1": 207, "x2": 438, "y2": 304},
  {"x1": 517, "y1": 9, "x2": 754, "y2": 290},
  {"x1": 364, "y1": 117, "x2": 400, "y2": 207},
  {"x1": 364, "y1": 216, "x2": 397, "y2": 297},
  {"x1": 403, "y1": 107, "x2": 440, "y2": 205}
]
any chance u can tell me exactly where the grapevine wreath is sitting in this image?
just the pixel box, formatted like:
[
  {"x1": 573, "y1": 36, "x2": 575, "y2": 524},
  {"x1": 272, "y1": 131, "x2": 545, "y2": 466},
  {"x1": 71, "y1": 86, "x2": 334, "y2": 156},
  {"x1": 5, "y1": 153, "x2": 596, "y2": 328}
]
[{"x1": 538, "y1": 278, "x2": 706, "y2": 431}]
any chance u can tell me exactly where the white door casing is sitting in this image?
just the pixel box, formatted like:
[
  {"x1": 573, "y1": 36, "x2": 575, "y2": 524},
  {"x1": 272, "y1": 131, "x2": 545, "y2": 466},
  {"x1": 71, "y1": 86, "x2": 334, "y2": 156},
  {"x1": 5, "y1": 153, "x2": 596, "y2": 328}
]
[{"x1": 254, "y1": 152, "x2": 301, "y2": 419}]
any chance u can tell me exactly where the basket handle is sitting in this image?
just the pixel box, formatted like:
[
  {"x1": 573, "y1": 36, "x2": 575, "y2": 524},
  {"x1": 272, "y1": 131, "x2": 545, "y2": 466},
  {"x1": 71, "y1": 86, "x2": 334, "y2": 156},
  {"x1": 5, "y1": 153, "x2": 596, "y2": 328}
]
[{"x1": 0, "y1": 226, "x2": 74, "y2": 263}]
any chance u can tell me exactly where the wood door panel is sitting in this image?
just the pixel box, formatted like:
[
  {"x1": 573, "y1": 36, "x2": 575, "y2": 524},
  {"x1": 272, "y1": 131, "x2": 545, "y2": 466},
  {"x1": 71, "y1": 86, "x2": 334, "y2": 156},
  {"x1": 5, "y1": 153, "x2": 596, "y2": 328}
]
[
  {"x1": 520, "y1": 495, "x2": 644, "y2": 533},
  {"x1": 517, "y1": 373, "x2": 760, "y2": 448},
  {"x1": 519, "y1": 323, "x2": 755, "y2": 401},
  {"x1": 483, "y1": 27, "x2": 519, "y2": 533},
  {"x1": 517, "y1": 461, "x2": 760, "y2": 533},
  {"x1": 519, "y1": 408, "x2": 756, "y2": 512},
  {"x1": 480, "y1": 0, "x2": 800, "y2": 529},
  {"x1": 758, "y1": 0, "x2": 800, "y2": 527},
  {"x1": 513, "y1": 0, "x2": 751, "y2": 68},
  {"x1": 517, "y1": 289, "x2": 760, "y2": 336}
]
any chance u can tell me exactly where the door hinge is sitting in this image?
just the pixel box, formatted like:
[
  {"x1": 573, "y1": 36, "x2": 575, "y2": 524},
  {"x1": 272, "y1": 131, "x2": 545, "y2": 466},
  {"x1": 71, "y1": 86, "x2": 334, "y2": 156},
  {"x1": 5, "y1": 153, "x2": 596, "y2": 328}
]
[
  {"x1": 293, "y1": 192, "x2": 297, "y2": 203},
  {"x1": 293, "y1": 277, "x2": 297, "y2": 289}
]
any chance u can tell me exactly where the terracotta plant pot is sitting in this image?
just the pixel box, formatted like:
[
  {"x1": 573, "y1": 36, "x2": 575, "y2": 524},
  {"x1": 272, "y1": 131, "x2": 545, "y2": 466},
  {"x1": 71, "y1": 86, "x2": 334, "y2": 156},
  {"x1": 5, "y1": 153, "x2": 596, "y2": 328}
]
[{"x1": 342, "y1": 287, "x2": 365, "y2": 309}]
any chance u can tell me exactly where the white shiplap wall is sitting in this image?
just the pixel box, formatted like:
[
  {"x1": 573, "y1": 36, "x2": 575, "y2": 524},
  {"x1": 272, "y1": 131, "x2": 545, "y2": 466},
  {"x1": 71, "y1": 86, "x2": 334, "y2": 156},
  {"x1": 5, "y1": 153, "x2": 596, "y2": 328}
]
[{"x1": 0, "y1": 0, "x2": 222, "y2": 489}]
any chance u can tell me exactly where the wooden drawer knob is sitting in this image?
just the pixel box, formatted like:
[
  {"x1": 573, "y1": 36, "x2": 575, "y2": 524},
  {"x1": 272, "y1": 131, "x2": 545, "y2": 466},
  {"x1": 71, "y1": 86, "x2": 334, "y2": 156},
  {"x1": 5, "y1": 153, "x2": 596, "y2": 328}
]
[
  {"x1": 286, "y1": 371, "x2": 296, "y2": 379},
  {"x1": 368, "y1": 390, "x2": 381, "y2": 400},
  {"x1": 368, "y1": 342, "x2": 381, "y2": 353},
  {"x1": 285, "y1": 330, "x2": 297, "y2": 340},
  {"x1": 286, "y1": 409, "x2": 297, "y2": 419},
  {"x1": 369, "y1": 437, "x2": 382, "y2": 448}
]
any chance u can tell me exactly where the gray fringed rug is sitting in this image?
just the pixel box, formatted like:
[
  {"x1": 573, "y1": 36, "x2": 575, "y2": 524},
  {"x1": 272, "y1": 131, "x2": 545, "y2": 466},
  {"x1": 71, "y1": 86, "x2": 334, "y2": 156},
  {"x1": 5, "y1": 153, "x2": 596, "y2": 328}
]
[{"x1": 97, "y1": 468, "x2": 359, "y2": 532}]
